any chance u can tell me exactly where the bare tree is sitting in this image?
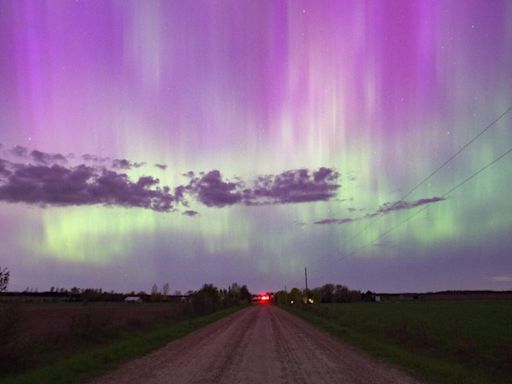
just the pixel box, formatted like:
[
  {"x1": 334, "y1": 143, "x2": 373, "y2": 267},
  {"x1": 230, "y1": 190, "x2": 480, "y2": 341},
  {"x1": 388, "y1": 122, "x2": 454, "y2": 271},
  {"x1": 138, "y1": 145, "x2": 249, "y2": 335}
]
[
  {"x1": 162, "y1": 282, "x2": 170, "y2": 297},
  {"x1": 151, "y1": 284, "x2": 160, "y2": 302},
  {"x1": 0, "y1": 266, "x2": 9, "y2": 292}
]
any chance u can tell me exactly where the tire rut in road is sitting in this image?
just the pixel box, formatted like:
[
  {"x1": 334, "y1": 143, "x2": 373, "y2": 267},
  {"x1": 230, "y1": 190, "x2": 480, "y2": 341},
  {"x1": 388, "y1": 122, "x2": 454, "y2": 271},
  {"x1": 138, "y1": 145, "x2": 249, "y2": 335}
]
[
  {"x1": 192, "y1": 307, "x2": 259, "y2": 384},
  {"x1": 269, "y1": 308, "x2": 309, "y2": 383},
  {"x1": 270, "y1": 307, "x2": 346, "y2": 384}
]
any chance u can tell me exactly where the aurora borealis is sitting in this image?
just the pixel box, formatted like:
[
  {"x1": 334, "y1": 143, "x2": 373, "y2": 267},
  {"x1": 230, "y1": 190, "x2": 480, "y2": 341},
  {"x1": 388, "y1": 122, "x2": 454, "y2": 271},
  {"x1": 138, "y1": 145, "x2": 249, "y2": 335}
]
[{"x1": 1, "y1": 0, "x2": 511, "y2": 293}]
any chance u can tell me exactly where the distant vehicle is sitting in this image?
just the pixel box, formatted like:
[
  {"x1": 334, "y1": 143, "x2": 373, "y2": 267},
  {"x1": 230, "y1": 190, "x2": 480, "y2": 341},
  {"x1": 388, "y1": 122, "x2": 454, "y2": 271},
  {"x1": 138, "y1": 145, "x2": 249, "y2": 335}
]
[{"x1": 254, "y1": 293, "x2": 271, "y2": 304}]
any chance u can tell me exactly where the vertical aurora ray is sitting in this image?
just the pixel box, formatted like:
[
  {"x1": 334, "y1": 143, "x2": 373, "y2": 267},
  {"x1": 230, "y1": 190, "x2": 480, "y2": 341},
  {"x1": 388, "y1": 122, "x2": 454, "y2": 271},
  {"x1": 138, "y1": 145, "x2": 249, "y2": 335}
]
[{"x1": 0, "y1": 0, "x2": 511, "y2": 292}]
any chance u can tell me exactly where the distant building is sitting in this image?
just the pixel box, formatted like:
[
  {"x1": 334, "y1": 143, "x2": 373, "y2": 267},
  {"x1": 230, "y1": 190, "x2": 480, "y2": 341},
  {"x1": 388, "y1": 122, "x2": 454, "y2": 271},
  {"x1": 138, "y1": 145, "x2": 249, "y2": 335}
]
[{"x1": 124, "y1": 296, "x2": 142, "y2": 303}]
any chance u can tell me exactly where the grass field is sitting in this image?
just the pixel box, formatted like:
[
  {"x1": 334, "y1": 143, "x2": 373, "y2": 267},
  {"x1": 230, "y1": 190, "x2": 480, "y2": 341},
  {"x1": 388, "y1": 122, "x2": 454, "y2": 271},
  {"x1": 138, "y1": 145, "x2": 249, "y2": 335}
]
[
  {"x1": 0, "y1": 302, "x2": 243, "y2": 384},
  {"x1": 5, "y1": 301, "x2": 188, "y2": 340},
  {"x1": 287, "y1": 300, "x2": 512, "y2": 384}
]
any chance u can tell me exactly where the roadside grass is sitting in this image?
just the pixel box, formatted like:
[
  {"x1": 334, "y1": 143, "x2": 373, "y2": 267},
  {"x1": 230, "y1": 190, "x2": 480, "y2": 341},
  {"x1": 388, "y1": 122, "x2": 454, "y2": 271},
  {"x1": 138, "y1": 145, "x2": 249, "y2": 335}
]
[
  {"x1": 0, "y1": 306, "x2": 243, "y2": 384},
  {"x1": 285, "y1": 300, "x2": 512, "y2": 384}
]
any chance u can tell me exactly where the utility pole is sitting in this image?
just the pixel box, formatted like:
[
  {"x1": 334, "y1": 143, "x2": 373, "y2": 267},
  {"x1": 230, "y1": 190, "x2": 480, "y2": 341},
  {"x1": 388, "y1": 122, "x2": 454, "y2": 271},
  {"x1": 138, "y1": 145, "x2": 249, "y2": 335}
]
[{"x1": 304, "y1": 267, "x2": 308, "y2": 303}]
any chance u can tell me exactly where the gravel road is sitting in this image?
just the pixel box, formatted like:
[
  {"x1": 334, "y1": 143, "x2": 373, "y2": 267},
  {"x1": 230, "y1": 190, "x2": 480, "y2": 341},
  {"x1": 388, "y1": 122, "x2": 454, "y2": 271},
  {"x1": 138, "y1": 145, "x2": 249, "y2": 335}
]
[{"x1": 92, "y1": 305, "x2": 421, "y2": 384}]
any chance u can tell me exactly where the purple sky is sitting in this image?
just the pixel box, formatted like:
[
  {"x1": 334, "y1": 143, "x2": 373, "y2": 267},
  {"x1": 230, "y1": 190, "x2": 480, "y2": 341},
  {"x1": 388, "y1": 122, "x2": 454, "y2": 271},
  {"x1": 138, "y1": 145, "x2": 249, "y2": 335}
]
[{"x1": 1, "y1": 0, "x2": 511, "y2": 294}]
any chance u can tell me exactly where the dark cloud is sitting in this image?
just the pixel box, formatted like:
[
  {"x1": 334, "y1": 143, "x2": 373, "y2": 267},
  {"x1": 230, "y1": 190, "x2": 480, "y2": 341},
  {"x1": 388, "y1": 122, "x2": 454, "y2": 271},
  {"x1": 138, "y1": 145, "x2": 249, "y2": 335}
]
[
  {"x1": 2, "y1": 146, "x2": 343, "y2": 212},
  {"x1": 81, "y1": 155, "x2": 145, "y2": 169},
  {"x1": 183, "y1": 210, "x2": 199, "y2": 217},
  {"x1": 314, "y1": 218, "x2": 339, "y2": 225},
  {"x1": 0, "y1": 160, "x2": 174, "y2": 212},
  {"x1": 313, "y1": 197, "x2": 446, "y2": 225},
  {"x1": 245, "y1": 167, "x2": 340, "y2": 205},
  {"x1": 174, "y1": 185, "x2": 189, "y2": 206},
  {"x1": 0, "y1": 159, "x2": 11, "y2": 177},
  {"x1": 185, "y1": 167, "x2": 340, "y2": 207},
  {"x1": 155, "y1": 164, "x2": 168, "y2": 170},
  {"x1": 187, "y1": 170, "x2": 243, "y2": 207},
  {"x1": 82, "y1": 154, "x2": 109, "y2": 163},
  {"x1": 314, "y1": 218, "x2": 355, "y2": 225},
  {"x1": 5, "y1": 146, "x2": 69, "y2": 165},
  {"x1": 11, "y1": 145, "x2": 28, "y2": 157},
  {"x1": 30, "y1": 150, "x2": 68, "y2": 165},
  {"x1": 374, "y1": 197, "x2": 445, "y2": 215},
  {"x1": 9, "y1": 146, "x2": 149, "y2": 172},
  {"x1": 112, "y1": 159, "x2": 145, "y2": 170}
]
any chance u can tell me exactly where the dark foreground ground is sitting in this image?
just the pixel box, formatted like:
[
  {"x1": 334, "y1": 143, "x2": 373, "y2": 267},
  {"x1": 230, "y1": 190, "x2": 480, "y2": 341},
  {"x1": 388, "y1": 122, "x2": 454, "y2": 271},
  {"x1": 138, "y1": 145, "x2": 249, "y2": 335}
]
[
  {"x1": 290, "y1": 300, "x2": 512, "y2": 384},
  {"x1": 92, "y1": 305, "x2": 420, "y2": 384}
]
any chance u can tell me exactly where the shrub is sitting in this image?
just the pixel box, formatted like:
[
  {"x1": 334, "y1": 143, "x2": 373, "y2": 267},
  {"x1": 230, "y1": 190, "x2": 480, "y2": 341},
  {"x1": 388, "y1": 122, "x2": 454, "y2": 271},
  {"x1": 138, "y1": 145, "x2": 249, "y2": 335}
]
[{"x1": 190, "y1": 284, "x2": 221, "y2": 316}]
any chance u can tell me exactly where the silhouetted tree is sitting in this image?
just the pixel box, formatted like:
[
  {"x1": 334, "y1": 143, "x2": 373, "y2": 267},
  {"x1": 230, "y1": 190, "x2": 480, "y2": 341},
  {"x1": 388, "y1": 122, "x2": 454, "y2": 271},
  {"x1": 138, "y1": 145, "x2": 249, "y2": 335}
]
[
  {"x1": 162, "y1": 282, "x2": 170, "y2": 297},
  {"x1": 319, "y1": 283, "x2": 335, "y2": 303},
  {"x1": 0, "y1": 266, "x2": 9, "y2": 292},
  {"x1": 289, "y1": 288, "x2": 302, "y2": 304},
  {"x1": 70, "y1": 287, "x2": 80, "y2": 295},
  {"x1": 362, "y1": 290, "x2": 375, "y2": 302},
  {"x1": 274, "y1": 290, "x2": 289, "y2": 305},
  {"x1": 330, "y1": 284, "x2": 361, "y2": 302},
  {"x1": 151, "y1": 284, "x2": 160, "y2": 302},
  {"x1": 191, "y1": 283, "x2": 220, "y2": 315},
  {"x1": 239, "y1": 285, "x2": 252, "y2": 303}
]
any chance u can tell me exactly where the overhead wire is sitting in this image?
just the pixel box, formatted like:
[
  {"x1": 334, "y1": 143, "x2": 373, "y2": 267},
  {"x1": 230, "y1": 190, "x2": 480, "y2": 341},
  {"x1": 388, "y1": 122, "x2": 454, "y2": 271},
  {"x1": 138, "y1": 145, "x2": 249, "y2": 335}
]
[
  {"x1": 344, "y1": 145, "x2": 512, "y2": 259},
  {"x1": 342, "y1": 104, "x2": 512, "y2": 252},
  {"x1": 308, "y1": 104, "x2": 512, "y2": 272}
]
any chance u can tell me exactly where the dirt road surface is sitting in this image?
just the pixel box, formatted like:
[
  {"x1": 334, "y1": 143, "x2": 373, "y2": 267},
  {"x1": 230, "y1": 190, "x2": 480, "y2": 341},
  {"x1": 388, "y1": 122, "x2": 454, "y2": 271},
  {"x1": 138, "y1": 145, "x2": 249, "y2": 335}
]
[{"x1": 92, "y1": 305, "x2": 421, "y2": 384}]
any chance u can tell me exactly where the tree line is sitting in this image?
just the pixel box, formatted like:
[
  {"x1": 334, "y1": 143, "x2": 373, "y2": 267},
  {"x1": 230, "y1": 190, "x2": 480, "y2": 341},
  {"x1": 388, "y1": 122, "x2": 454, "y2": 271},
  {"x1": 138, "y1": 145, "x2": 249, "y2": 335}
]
[
  {"x1": 274, "y1": 283, "x2": 375, "y2": 305},
  {"x1": 0, "y1": 266, "x2": 252, "y2": 309}
]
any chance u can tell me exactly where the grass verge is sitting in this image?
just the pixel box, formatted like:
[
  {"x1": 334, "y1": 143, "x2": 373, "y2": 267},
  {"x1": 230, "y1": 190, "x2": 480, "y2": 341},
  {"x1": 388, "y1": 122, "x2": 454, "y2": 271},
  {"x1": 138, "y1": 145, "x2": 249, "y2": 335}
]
[
  {"x1": 0, "y1": 306, "x2": 243, "y2": 384},
  {"x1": 285, "y1": 301, "x2": 511, "y2": 384}
]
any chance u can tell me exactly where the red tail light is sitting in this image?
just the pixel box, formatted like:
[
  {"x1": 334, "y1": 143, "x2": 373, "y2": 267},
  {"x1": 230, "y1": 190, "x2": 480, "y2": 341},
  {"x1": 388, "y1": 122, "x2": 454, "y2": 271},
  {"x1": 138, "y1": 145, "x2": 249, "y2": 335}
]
[{"x1": 258, "y1": 294, "x2": 270, "y2": 302}]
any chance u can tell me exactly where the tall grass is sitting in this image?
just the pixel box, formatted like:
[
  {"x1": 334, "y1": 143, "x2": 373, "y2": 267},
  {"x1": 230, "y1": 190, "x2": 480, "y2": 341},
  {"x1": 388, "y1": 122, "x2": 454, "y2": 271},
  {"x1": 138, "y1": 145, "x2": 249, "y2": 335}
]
[{"x1": 0, "y1": 301, "x2": 244, "y2": 383}]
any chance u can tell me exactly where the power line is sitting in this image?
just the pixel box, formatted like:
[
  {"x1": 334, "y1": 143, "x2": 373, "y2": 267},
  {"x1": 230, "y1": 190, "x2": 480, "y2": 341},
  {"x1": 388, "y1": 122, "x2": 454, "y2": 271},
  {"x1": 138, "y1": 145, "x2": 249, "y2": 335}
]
[
  {"x1": 401, "y1": 105, "x2": 512, "y2": 200},
  {"x1": 340, "y1": 104, "x2": 512, "y2": 252},
  {"x1": 306, "y1": 105, "x2": 512, "y2": 272},
  {"x1": 327, "y1": 145, "x2": 512, "y2": 263},
  {"x1": 308, "y1": 105, "x2": 512, "y2": 270}
]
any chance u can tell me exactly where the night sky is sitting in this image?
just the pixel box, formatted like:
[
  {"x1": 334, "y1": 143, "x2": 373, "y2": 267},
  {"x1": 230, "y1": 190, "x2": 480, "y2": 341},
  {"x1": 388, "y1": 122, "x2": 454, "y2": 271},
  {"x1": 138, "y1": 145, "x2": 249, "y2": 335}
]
[{"x1": 1, "y1": 0, "x2": 511, "y2": 294}]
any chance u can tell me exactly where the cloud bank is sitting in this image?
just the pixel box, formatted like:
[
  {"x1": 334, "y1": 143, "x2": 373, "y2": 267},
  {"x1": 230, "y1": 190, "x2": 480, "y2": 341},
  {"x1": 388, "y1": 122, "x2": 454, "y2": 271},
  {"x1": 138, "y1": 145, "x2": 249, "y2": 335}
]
[
  {"x1": 247, "y1": 167, "x2": 340, "y2": 205},
  {"x1": 0, "y1": 146, "x2": 342, "y2": 213},
  {"x1": 0, "y1": 160, "x2": 173, "y2": 212},
  {"x1": 185, "y1": 167, "x2": 340, "y2": 207},
  {"x1": 1, "y1": 145, "x2": 449, "y2": 221}
]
